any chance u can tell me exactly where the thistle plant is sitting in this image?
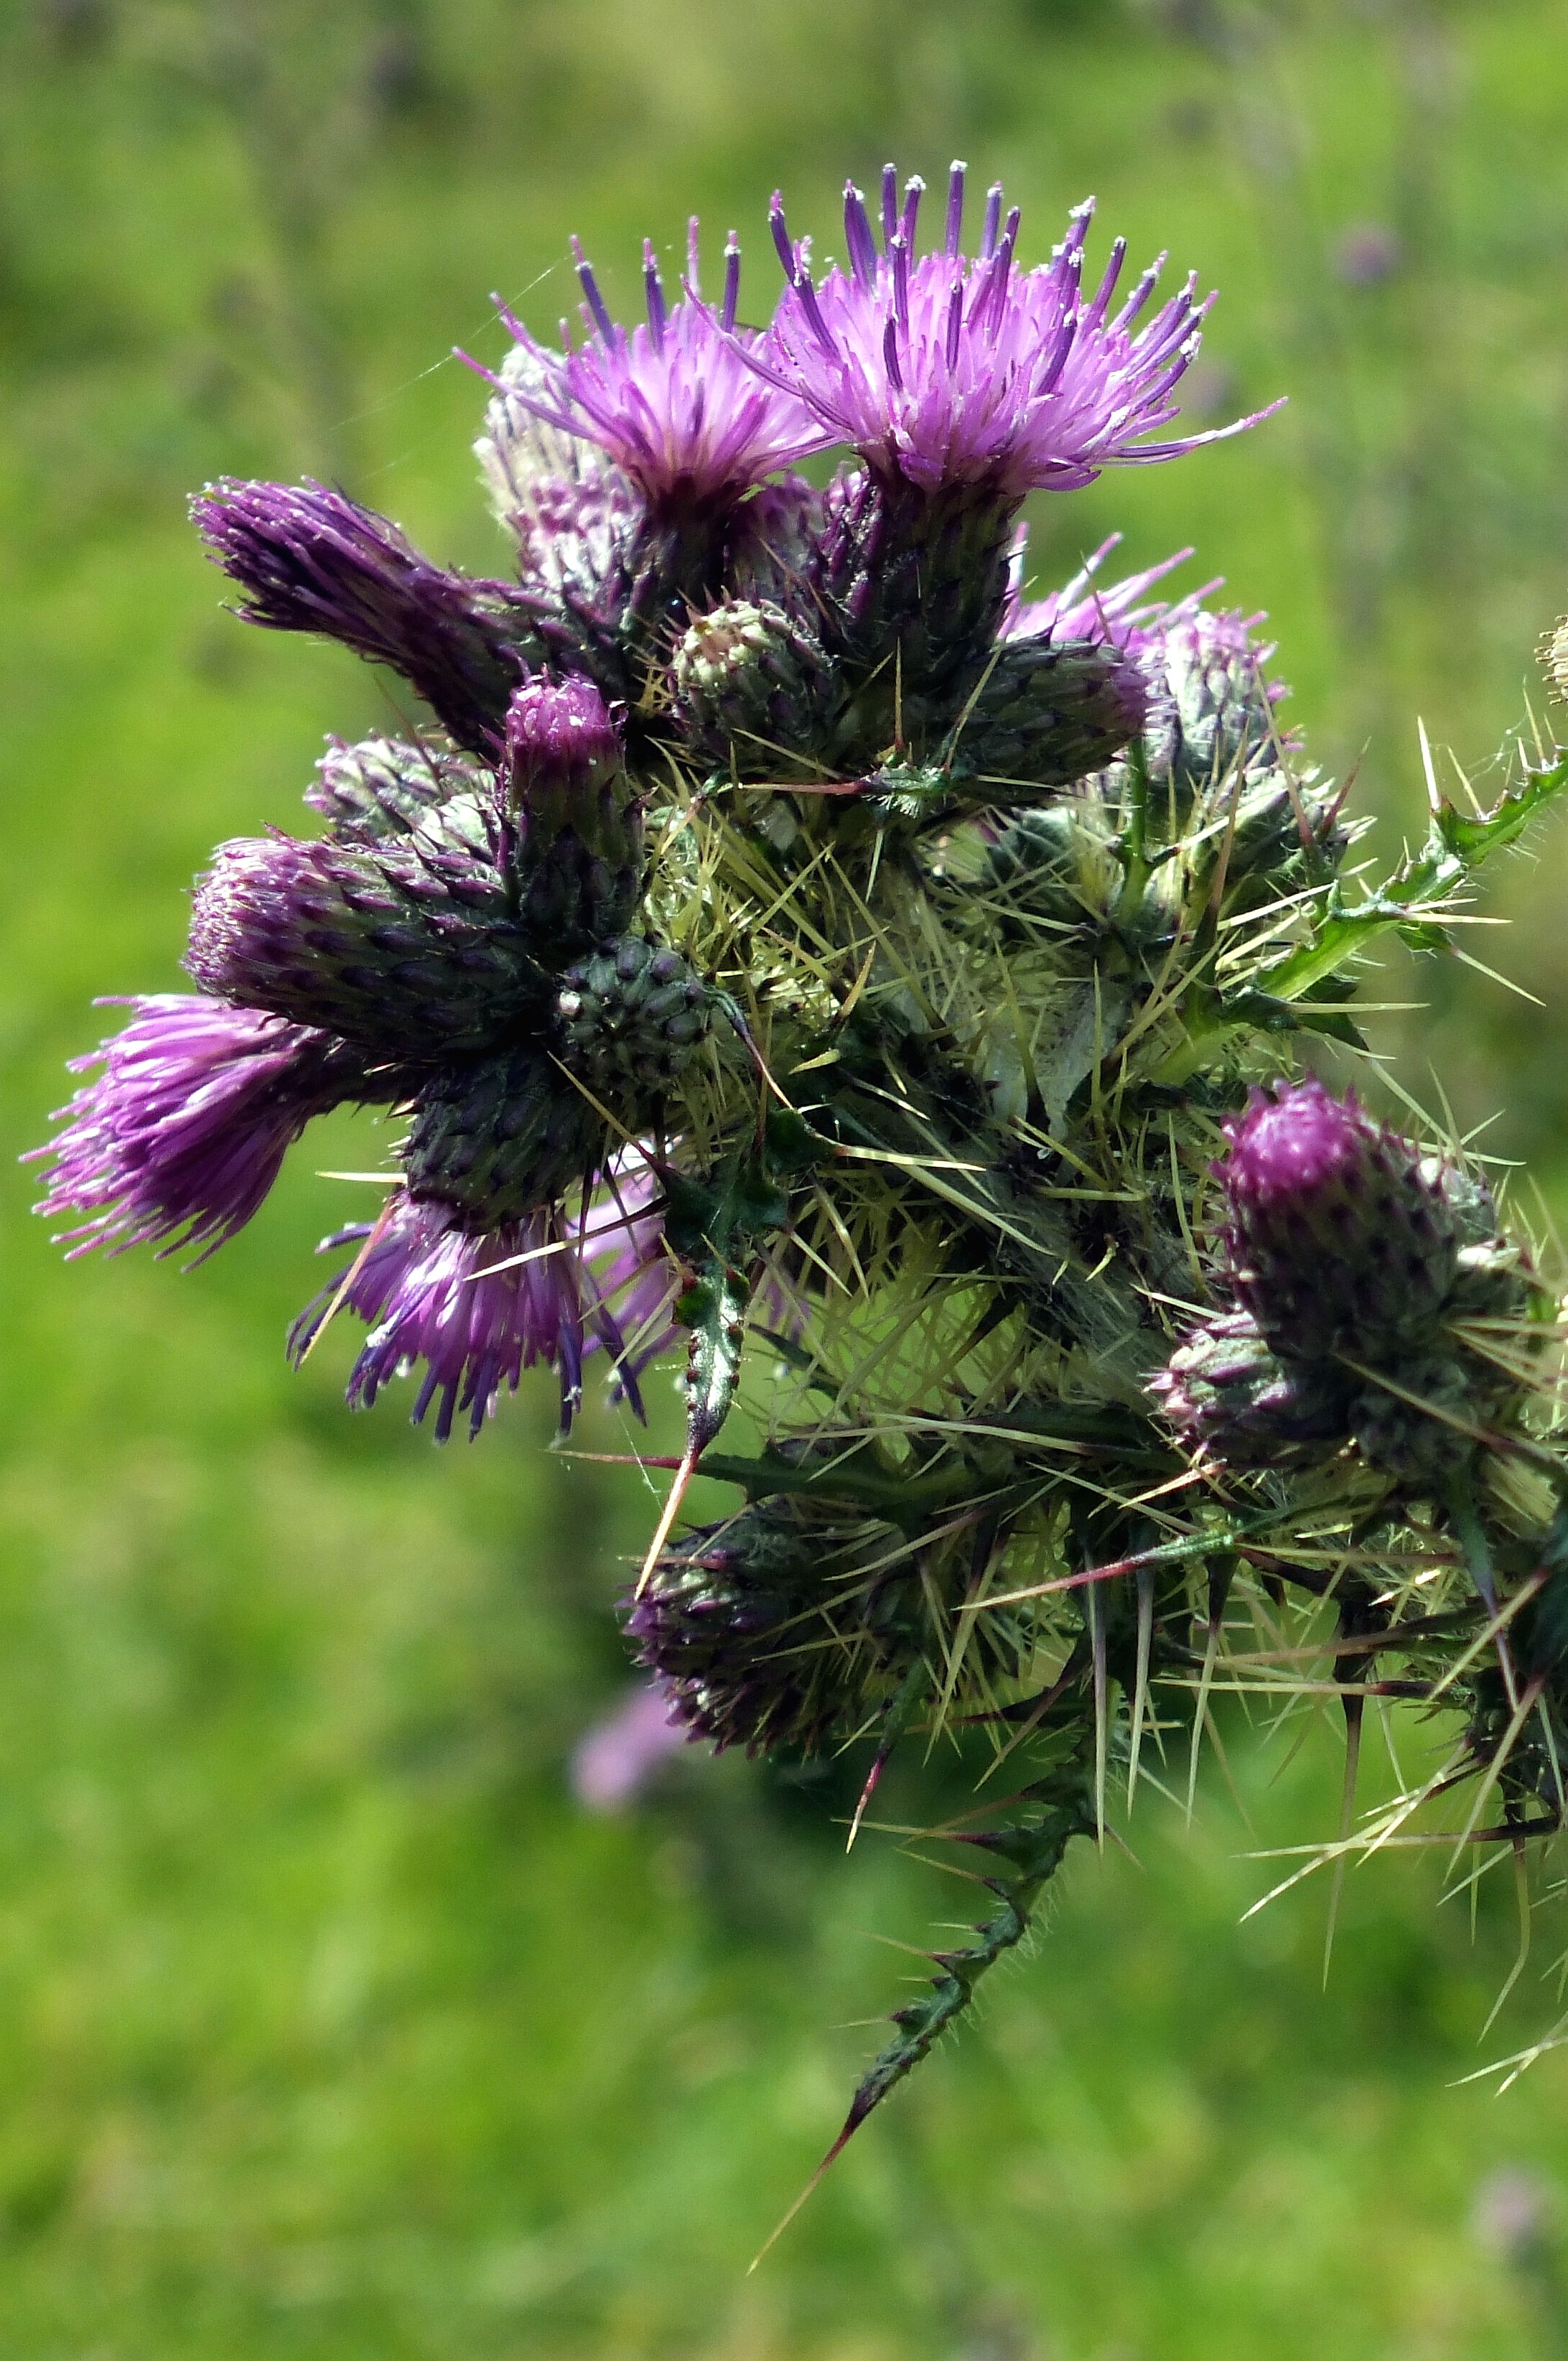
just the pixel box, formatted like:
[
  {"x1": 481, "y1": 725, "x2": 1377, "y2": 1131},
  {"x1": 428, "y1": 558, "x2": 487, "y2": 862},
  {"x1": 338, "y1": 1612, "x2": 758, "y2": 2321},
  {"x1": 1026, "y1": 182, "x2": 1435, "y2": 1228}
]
[{"x1": 30, "y1": 162, "x2": 1568, "y2": 2192}]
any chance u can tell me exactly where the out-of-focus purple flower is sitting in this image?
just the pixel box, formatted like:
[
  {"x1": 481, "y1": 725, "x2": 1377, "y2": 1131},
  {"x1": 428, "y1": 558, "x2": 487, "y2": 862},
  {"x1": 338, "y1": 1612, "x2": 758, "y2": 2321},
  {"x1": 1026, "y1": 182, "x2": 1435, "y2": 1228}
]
[
  {"x1": 570, "y1": 1679, "x2": 690, "y2": 1810},
  {"x1": 1005, "y1": 531, "x2": 1219, "y2": 648},
  {"x1": 290, "y1": 1150, "x2": 678, "y2": 1438},
  {"x1": 28, "y1": 995, "x2": 364, "y2": 1260},
  {"x1": 756, "y1": 163, "x2": 1281, "y2": 497},
  {"x1": 1333, "y1": 222, "x2": 1401, "y2": 287},
  {"x1": 192, "y1": 478, "x2": 540, "y2": 753},
  {"x1": 487, "y1": 220, "x2": 826, "y2": 511}
]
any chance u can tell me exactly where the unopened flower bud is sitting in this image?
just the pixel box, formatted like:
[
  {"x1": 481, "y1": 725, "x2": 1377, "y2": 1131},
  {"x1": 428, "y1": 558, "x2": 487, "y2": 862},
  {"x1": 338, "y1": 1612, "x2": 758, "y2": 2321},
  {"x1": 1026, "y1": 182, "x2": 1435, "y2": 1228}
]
[
  {"x1": 953, "y1": 636, "x2": 1148, "y2": 794},
  {"x1": 187, "y1": 805, "x2": 544, "y2": 1058},
  {"x1": 1142, "y1": 611, "x2": 1288, "y2": 798},
  {"x1": 403, "y1": 1048, "x2": 604, "y2": 1223},
  {"x1": 984, "y1": 801, "x2": 1122, "y2": 930},
  {"x1": 1218, "y1": 1079, "x2": 1478, "y2": 1364},
  {"x1": 304, "y1": 735, "x2": 481, "y2": 844},
  {"x1": 627, "y1": 1499, "x2": 905, "y2": 1756},
  {"x1": 556, "y1": 934, "x2": 710, "y2": 1104},
  {"x1": 504, "y1": 675, "x2": 643, "y2": 959},
  {"x1": 670, "y1": 597, "x2": 835, "y2": 767},
  {"x1": 1152, "y1": 1308, "x2": 1351, "y2": 1466}
]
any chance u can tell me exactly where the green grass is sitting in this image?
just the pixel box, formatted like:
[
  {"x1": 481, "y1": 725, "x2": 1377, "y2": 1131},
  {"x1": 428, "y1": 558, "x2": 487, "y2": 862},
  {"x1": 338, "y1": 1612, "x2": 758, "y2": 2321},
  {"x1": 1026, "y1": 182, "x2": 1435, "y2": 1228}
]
[{"x1": 6, "y1": 2, "x2": 1568, "y2": 2352}]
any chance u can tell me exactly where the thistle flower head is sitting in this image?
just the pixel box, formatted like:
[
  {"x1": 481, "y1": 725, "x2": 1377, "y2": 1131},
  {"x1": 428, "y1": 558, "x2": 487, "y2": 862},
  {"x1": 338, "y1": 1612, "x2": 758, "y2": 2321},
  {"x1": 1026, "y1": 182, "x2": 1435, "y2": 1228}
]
[
  {"x1": 1215, "y1": 1079, "x2": 1475, "y2": 1362},
  {"x1": 29, "y1": 995, "x2": 366, "y2": 1260},
  {"x1": 290, "y1": 1155, "x2": 676, "y2": 1438},
  {"x1": 1152, "y1": 1308, "x2": 1352, "y2": 1467},
  {"x1": 495, "y1": 220, "x2": 826, "y2": 511},
  {"x1": 758, "y1": 163, "x2": 1279, "y2": 496},
  {"x1": 185, "y1": 809, "x2": 543, "y2": 1059},
  {"x1": 626, "y1": 1502, "x2": 874, "y2": 1756}
]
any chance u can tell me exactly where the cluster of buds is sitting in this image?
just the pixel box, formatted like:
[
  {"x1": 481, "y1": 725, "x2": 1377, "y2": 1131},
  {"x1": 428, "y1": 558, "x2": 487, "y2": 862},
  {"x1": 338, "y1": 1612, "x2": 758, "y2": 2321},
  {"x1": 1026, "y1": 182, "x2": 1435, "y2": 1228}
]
[{"x1": 29, "y1": 157, "x2": 1568, "y2": 2162}]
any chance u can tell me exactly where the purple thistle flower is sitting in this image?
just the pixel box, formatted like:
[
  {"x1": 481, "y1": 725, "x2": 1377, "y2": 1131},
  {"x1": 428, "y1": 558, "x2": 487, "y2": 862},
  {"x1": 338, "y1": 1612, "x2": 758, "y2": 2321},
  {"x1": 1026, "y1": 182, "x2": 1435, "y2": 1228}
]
[
  {"x1": 186, "y1": 808, "x2": 543, "y2": 1059},
  {"x1": 290, "y1": 1152, "x2": 678, "y2": 1439},
  {"x1": 192, "y1": 478, "x2": 546, "y2": 753},
  {"x1": 756, "y1": 163, "x2": 1281, "y2": 497},
  {"x1": 28, "y1": 995, "x2": 370, "y2": 1260},
  {"x1": 487, "y1": 220, "x2": 826, "y2": 513}
]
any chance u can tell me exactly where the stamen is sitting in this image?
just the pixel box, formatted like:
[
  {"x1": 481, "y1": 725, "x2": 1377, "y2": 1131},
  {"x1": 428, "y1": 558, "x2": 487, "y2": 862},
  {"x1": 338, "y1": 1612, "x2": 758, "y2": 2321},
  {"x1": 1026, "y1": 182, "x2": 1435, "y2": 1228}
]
[
  {"x1": 900, "y1": 174, "x2": 925, "y2": 254},
  {"x1": 945, "y1": 161, "x2": 966, "y2": 260},
  {"x1": 1111, "y1": 253, "x2": 1166, "y2": 335},
  {"x1": 890, "y1": 231, "x2": 911, "y2": 330},
  {"x1": 1032, "y1": 314, "x2": 1077, "y2": 399},
  {"x1": 980, "y1": 182, "x2": 1004, "y2": 261},
  {"x1": 1081, "y1": 236, "x2": 1127, "y2": 333},
  {"x1": 880, "y1": 164, "x2": 899, "y2": 248},
  {"x1": 882, "y1": 315, "x2": 904, "y2": 393},
  {"x1": 1064, "y1": 196, "x2": 1096, "y2": 260},
  {"x1": 844, "y1": 182, "x2": 879, "y2": 289},
  {"x1": 769, "y1": 192, "x2": 795, "y2": 280},
  {"x1": 944, "y1": 276, "x2": 963, "y2": 370},
  {"x1": 975, "y1": 211, "x2": 1020, "y2": 339},
  {"x1": 722, "y1": 232, "x2": 741, "y2": 333},
  {"x1": 793, "y1": 266, "x2": 839, "y2": 358},
  {"x1": 686, "y1": 215, "x2": 701, "y2": 298},
  {"x1": 643, "y1": 239, "x2": 667, "y2": 352},
  {"x1": 571, "y1": 237, "x2": 615, "y2": 343}
]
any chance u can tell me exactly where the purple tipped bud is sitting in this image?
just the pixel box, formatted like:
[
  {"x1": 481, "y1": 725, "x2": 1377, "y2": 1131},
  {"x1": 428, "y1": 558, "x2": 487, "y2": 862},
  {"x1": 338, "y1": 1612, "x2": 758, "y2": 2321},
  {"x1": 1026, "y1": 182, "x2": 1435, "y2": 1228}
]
[
  {"x1": 1217, "y1": 1080, "x2": 1478, "y2": 1362},
  {"x1": 505, "y1": 675, "x2": 643, "y2": 959},
  {"x1": 29, "y1": 995, "x2": 381, "y2": 1261},
  {"x1": 186, "y1": 802, "x2": 544, "y2": 1060},
  {"x1": 627, "y1": 1502, "x2": 883, "y2": 1756},
  {"x1": 192, "y1": 479, "x2": 543, "y2": 753},
  {"x1": 505, "y1": 671, "x2": 623, "y2": 804}
]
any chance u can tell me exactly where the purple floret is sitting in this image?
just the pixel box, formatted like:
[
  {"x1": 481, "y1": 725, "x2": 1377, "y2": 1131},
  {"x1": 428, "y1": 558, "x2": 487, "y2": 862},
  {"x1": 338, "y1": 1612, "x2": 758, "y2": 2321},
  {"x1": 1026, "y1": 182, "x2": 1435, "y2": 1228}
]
[
  {"x1": 29, "y1": 995, "x2": 358, "y2": 1259},
  {"x1": 755, "y1": 163, "x2": 1281, "y2": 497},
  {"x1": 290, "y1": 1152, "x2": 678, "y2": 1439},
  {"x1": 489, "y1": 220, "x2": 826, "y2": 512}
]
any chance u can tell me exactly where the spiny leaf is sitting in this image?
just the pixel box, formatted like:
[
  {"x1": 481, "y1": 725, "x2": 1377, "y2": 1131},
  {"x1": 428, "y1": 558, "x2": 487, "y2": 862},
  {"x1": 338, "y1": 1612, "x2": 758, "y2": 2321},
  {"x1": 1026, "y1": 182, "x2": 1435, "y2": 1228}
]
[{"x1": 1254, "y1": 748, "x2": 1568, "y2": 1004}]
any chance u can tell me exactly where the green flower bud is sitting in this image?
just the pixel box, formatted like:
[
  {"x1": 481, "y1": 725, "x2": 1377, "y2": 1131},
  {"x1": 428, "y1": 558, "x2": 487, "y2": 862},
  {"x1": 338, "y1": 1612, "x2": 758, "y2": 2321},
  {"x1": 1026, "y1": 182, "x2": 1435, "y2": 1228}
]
[{"x1": 556, "y1": 933, "x2": 711, "y2": 1104}]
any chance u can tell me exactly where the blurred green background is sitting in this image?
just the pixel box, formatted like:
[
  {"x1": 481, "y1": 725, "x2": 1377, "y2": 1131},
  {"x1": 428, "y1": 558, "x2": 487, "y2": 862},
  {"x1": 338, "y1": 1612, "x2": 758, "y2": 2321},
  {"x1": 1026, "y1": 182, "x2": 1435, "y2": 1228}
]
[{"x1": 6, "y1": 1, "x2": 1568, "y2": 2353}]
